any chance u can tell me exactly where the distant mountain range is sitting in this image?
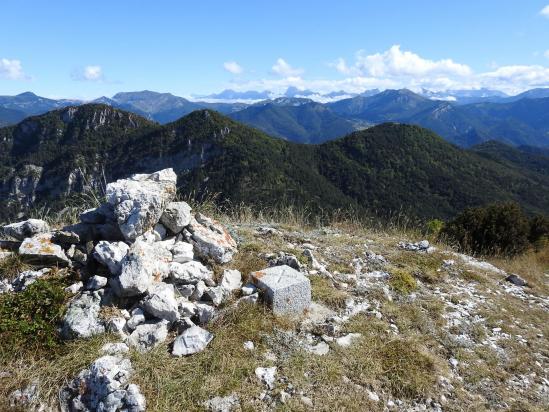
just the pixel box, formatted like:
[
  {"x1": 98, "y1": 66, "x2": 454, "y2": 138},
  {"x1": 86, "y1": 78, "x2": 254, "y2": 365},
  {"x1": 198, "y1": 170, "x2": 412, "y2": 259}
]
[
  {"x1": 1, "y1": 104, "x2": 548, "y2": 222},
  {"x1": 1, "y1": 87, "x2": 549, "y2": 147}
]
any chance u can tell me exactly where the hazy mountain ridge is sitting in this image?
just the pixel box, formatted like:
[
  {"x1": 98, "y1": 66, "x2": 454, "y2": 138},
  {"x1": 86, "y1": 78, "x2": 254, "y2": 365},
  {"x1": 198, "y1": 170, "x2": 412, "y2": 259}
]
[{"x1": 2, "y1": 88, "x2": 549, "y2": 147}]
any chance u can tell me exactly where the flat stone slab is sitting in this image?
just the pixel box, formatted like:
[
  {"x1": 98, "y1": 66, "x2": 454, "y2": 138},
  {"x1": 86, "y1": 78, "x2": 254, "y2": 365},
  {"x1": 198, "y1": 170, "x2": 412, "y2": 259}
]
[
  {"x1": 250, "y1": 265, "x2": 311, "y2": 316},
  {"x1": 18, "y1": 233, "x2": 70, "y2": 267}
]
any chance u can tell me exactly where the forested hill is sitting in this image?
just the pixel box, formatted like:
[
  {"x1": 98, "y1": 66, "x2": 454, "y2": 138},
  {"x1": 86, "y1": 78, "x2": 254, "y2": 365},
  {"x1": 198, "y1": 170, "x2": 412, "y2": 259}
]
[{"x1": 1, "y1": 104, "x2": 548, "y2": 222}]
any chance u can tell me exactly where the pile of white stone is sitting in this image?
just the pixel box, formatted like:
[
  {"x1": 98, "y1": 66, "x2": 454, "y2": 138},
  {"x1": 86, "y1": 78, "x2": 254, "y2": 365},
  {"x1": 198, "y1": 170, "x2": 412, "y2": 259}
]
[{"x1": 0, "y1": 168, "x2": 312, "y2": 411}]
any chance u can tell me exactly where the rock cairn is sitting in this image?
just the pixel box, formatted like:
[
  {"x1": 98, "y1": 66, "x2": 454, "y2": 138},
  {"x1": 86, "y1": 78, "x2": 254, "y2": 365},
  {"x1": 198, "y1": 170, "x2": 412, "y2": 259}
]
[{"x1": 0, "y1": 168, "x2": 313, "y2": 411}]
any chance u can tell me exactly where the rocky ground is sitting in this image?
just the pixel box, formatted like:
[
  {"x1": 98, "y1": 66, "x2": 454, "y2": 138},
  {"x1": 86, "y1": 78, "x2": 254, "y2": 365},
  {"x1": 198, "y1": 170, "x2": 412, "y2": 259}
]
[{"x1": 0, "y1": 169, "x2": 548, "y2": 411}]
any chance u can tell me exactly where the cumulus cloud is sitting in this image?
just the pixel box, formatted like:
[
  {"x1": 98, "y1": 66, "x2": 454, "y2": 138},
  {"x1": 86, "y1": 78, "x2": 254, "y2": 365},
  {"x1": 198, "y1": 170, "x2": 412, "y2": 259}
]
[
  {"x1": 0, "y1": 58, "x2": 29, "y2": 80},
  {"x1": 352, "y1": 45, "x2": 472, "y2": 78},
  {"x1": 221, "y1": 45, "x2": 549, "y2": 97},
  {"x1": 272, "y1": 58, "x2": 304, "y2": 76},
  {"x1": 72, "y1": 65, "x2": 104, "y2": 81},
  {"x1": 223, "y1": 61, "x2": 243, "y2": 75},
  {"x1": 541, "y1": 5, "x2": 549, "y2": 17}
]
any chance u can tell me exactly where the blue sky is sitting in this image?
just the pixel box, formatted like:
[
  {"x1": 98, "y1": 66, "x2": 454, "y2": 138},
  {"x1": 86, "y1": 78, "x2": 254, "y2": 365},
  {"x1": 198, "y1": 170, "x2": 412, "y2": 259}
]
[{"x1": 1, "y1": 0, "x2": 549, "y2": 99}]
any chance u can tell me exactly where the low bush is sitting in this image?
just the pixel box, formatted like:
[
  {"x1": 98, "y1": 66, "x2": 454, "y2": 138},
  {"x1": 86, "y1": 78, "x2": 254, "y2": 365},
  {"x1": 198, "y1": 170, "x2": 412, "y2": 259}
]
[
  {"x1": 0, "y1": 278, "x2": 67, "y2": 358},
  {"x1": 441, "y1": 202, "x2": 532, "y2": 256}
]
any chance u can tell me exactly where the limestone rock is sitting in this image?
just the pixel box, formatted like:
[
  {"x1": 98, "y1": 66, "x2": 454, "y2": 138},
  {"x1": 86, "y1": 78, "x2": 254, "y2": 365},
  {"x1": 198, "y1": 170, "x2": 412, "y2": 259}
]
[
  {"x1": 255, "y1": 366, "x2": 277, "y2": 389},
  {"x1": 63, "y1": 355, "x2": 145, "y2": 412},
  {"x1": 250, "y1": 265, "x2": 311, "y2": 315},
  {"x1": 141, "y1": 282, "x2": 179, "y2": 322},
  {"x1": 127, "y1": 320, "x2": 169, "y2": 352},
  {"x1": 101, "y1": 342, "x2": 130, "y2": 355},
  {"x1": 172, "y1": 325, "x2": 213, "y2": 356},
  {"x1": 220, "y1": 269, "x2": 242, "y2": 292},
  {"x1": 93, "y1": 241, "x2": 129, "y2": 275},
  {"x1": 169, "y1": 261, "x2": 215, "y2": 286},
  {"x1": 62, "y1": 291, "x2": 105, "y2": 339},
  {"x1": 113, "y1": 240, "x2": 172, "y2": 297},
  {"x1": 2, "y1": 219, "x2": 49, "y2": 241},
  {"x1": 80, "y1": 203, "x2": 116, "y2": 224},
  {"x1": 106, "y1": 168, "x2": 177, "y2": 241},
  {"x1": 18, "y1": 233, "x2": 70, "y2": 267},
  {"x1": 85, "y1": 275, "x2": 108, "y2": 290},
  {"x1": 11, "y1": 268, "x2": 50, "y2": 292},
  {"x1": 171, "y1": 241, "x2": 194, "y2": 263},
  {"x1": 126, "y1": 308, "x2": 146, "y2": 331},
  {"x1": 160, "y1": 201, "x2": 192, "y2": 233},
  {"x1": 188, "y1": 213, "x2": 237, "y2": 264},
  {"x1": 204, "y1": 394, "x2": 240, "y2": 412}
]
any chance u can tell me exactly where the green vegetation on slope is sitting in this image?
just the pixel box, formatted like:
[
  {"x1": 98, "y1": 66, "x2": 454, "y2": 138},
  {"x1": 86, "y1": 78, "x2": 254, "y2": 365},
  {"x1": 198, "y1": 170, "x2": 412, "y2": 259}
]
[{"x1": 1, "y1": 105, "x2": 549, "y2": 223}]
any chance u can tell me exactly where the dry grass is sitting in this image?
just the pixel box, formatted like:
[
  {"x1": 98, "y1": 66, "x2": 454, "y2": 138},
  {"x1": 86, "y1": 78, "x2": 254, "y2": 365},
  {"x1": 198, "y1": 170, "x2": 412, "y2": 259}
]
[
  {"x1": 310, "y1": 276, "x2": 348, "y2": 309},
  {"x1": 0, "y1": 334, "x2": 115, "y2": 410},
  {"x1": 0, "y1": 254, "x2": 32, "y2": 282},
  {"x1": 489, "y1": 245, "x2": 549, "y2": 294},
  {"x1": 131, "y1": 303, "x2": 294, "y2": 411}
]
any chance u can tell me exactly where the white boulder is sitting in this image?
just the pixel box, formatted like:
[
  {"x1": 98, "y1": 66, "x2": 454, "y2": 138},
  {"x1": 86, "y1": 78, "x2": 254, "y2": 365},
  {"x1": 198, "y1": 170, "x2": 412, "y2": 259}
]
[
  {"x1": 171, "y1": 241, "x2": 194, "y2": 263},
  {"x1": 141, "y1": 282, "x2": 180, "y2": 322},
  {"x1": 172, "y1": 325, "x2": 213, "y2": 356},
  {"x1": 62, "y1": 291, "x2": 105, "y2": 339},
  {"x1": 169, "y1": 261, "x2": 215, "y2": 286},
  {"x1": 18, "y1": 233, "x2": 70, "y2": 266},
  {"x1": 188, "y1": 213, "x2": 237, "y2": 264},
  {"x1": 2, "y1": 219, "x2": 50, "y2": 241},
  {"x1": 113, "y1": 240, "x2": 172, "y2": 297},
  {"x1": 127, "y1": 320, "x2": 169, "y2": 352},
  {"x1": 106, "y1": 169, "x2": 177, "y2": 241},
  {"x1": 93, "y1": 241, "x2": 129, "y2": 275},
  {"x1": 160, "y1": 201, "x2": 192, "y2": 233},
  {"x1": 220, "y1": 269, "x2": 242, "y2": 292}
]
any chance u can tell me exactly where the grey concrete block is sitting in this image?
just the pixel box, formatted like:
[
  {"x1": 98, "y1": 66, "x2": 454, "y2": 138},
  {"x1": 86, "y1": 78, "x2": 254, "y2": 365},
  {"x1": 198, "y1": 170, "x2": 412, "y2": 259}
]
[{"x1": 250, "y1": 265, "x2": 311, "y2": 315}]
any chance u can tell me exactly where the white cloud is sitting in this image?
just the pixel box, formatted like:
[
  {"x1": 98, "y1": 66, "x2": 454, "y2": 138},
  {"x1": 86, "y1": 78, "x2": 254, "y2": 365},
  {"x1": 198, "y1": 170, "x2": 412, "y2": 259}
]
[
  {"x1": 544, "y1": 50, "x2": 549, "y2": 59},
  {"x1": 0, "y1": 58, "x2": 29, "y2": 80},
  {"x1": 72, "y1": 65, "x2": 103, "y2": 81},
  {"x1": 352, "y1": 45, "x2": 472, "y2": 78},
  {"x1": 479, "y1": 65, "x2": 549, "y2": 93},
  {"x1": 223, "y1": 61, "x2": 243, "y2": 75},
  {"x1": 219, "y1": 45, "x2": 549, "y2": 98},
  {"x1": 540, "y1": 5, "x2": 549, "y2": 17},
  {"x1": 272, "y1": 58, "x2": 304, "y2": 76}
]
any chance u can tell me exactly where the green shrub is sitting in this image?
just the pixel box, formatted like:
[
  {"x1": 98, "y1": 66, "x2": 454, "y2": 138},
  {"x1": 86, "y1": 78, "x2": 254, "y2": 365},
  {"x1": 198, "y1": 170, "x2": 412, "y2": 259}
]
[
  {"x1": 389, "y1": 268, "x2": 418, "y2": 294},
  {"x1": 441, "y1": 202, "x2": 530, "y2": 256},
  {"x1": 529, "y1": 214, "x2": 549, "y2": 248},
  {"x1": 425, "y1": 219, "x2": 444, "y2": 237},
  {"x1": 0, "y1": 278, "x2": 67, "y2": 358}
]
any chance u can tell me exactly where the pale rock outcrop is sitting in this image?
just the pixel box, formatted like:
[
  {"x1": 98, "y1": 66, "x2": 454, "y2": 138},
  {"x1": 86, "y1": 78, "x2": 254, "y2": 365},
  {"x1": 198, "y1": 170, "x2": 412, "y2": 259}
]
[
  {"x1": 106, "y1": 168, "x2": 177, "y2": 241},
  {"x1": 255, "y1": 366, "x2": 277, "y2": 389},
  {"x1": 10, "y1": 268, "x2": 50, "y2": 292},
  {"x1": 171, "y1": 241, "x2": 194, "y2": 263},
  {"x1": 204, "y1": 394, "x2": 240, "y2": 412},
  {"x1": 220, "y1": 269, "x2": 242, "y2": 292},
  {"x1": 62, "y1": 355, "x2": 145, "y2": 411}
]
